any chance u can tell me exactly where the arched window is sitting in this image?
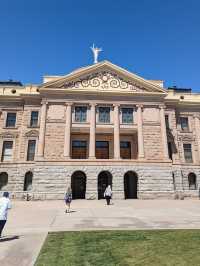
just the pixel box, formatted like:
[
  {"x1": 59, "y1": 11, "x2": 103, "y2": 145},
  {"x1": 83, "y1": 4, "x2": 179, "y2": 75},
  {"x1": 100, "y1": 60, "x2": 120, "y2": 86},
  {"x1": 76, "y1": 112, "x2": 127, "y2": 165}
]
[
  {"x1": 24, "y1": 171, "x2": 33, "y2": 191},
  {"x1": 0, "y1": 172, "x2": 8, "y2": 190},
  {"x1": 188, "y1": 173, "x2": 196, "y2": 190}
]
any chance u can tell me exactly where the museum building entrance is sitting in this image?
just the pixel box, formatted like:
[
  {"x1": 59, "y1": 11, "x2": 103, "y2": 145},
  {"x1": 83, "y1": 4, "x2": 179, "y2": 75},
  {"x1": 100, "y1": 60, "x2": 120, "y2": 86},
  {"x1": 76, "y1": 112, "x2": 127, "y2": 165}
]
[
  {"x1": 71, "y1": 171, "x2": 86, "y2": 199},
  {"x1": 98, "y1": 171, "x2": 112, "y2": 199},
  {"x1": 124, "y1": 171, "x2": 138, "y2": 199}
]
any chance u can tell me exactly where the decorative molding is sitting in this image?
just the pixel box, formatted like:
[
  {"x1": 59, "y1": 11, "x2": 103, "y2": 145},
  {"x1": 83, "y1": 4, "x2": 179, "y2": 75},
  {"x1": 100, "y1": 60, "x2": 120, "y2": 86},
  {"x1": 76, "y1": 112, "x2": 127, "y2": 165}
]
[
  {"x1": 63, "y1": 71, "x2": 147, "y2": 92},
  {"x1": 46, "y1": 118, "x2": 65, "y2": 123},
  {"x1": 25, "y1": 130, "x2": 39, "y2": 137},
  {"x1": 0, "y1": 131, "x2": 19, "y2": 138},
  {"x1": 178, "y1": 135, "x2": 195, "y2": 142}
]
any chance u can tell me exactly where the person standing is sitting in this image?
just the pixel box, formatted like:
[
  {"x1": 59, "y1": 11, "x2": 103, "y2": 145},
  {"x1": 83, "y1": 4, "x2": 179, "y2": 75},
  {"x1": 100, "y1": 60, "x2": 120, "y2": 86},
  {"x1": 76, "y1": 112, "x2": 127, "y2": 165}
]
[
  {"x1": 0, "y1": 192, "x2": 11, "y2": 238},
  {"x1": 104, "y1": 185, "x2": 112, "y2": 205},
  {"x1": 64, "y1": 187, "x2": 72, "y2": 213}
]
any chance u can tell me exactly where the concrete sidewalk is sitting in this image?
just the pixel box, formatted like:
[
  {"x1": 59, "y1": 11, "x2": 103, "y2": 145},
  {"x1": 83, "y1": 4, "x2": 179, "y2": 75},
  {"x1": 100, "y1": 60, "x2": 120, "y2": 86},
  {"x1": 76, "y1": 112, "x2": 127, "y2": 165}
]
[{"x1": 1, "y1": 199, "x2": 200, "y2": 265}]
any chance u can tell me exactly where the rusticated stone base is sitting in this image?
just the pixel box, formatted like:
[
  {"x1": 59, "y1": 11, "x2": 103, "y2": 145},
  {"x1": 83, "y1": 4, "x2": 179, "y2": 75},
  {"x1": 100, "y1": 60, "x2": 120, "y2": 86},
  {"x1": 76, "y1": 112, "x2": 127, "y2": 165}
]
[{"x1": 0, "y1": 163, "x2": 200, "y2": 200}]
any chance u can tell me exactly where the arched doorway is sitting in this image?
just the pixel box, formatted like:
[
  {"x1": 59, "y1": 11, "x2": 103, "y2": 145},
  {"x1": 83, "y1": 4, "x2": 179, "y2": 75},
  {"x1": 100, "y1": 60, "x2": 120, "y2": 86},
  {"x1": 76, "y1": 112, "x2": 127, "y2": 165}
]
[
  {"x1": 0, "y1": 172, "x2": 8, "y2": 190},
  {"x1": 188, "y1": 172, "x2": 197, "y2": 190},
  {"x1": 71, "y1": 171, "x2": 86, "y2": 199},
  {"x1": 24, "y1": 171, "x2": 33, "y2": 191},
  {"x1": 98, "y1": 171, "x2": 112, "y2": 199},
  {"x1": 124, "y1": 171, "x2": 138, "y2": 199}
]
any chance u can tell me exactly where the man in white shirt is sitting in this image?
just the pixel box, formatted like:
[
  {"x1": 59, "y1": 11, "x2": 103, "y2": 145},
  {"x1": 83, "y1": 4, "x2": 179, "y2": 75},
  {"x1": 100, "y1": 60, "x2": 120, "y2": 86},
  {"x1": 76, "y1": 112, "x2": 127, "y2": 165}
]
[{"x1": 0, "y1": 192, "x2": 11, "y2": 238}]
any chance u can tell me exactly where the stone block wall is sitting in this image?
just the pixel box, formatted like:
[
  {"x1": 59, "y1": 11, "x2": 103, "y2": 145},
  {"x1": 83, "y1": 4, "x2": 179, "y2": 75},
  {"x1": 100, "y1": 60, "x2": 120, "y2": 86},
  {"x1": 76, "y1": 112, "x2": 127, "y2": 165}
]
[{"x1": 0, "y1": 162, "x2": 177, "y2": 200}]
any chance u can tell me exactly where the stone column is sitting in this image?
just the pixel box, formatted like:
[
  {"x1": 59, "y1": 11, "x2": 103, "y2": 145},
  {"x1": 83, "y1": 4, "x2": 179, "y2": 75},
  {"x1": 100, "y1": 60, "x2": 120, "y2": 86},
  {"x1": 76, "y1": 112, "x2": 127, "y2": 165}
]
[
  {"x1": 64, "y1": 103, "x2": 72, "y2": 159},
  {"x1": 137, "y1": 104, "x2": 145, "y2": 159},
  {"x1": 160, "y1": 105, "x2": 169, "y2": 159},
  {"x1": 89, "y1": 103, "x2": 96, "y2": 159},
  {"x1": 113, "y1": 104, "x2": 120, "y2": 159},
  {"x1": 194, "y1": 115, "x2": 200, "y2": 162},
  {"x1": 37, "y1": 101, "x2": 48, "y2": 159}
]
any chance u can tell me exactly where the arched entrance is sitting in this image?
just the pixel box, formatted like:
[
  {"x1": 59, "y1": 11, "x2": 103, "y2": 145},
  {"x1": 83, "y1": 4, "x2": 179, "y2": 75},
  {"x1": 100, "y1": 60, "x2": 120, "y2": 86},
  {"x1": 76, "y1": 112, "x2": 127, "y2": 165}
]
[
  {"x1": 98, "y1": 171, "x2": 112, "y2": 199},
  {"x1": 124, "y1": 171, "x2": 138, "y2": 199},
  {"x1": 188, "y1": 172, "x2": 197, "y2": 190},
  {"x1": 24, "y1": 171, "x2": 33, "y2": 191},
  {"x1": 71, "y1": 171, "x2": 86, "y2": 199},
  {"x1": 0, "y1": 172, "x2": 8, "y2": 190}
]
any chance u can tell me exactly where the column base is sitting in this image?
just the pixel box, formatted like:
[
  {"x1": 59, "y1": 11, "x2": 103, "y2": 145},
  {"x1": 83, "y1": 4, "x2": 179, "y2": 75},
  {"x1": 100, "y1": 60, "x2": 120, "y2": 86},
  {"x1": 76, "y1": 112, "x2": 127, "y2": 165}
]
[
  {"x1": 89, "y1": 156, "x2": 96, "y2": 160},
  {"x1": 64, "y1": 156, "x2": 71, "y2": 160},
  {"x1": 36, "y1": 156, "x2": 44, "y2": 161}
]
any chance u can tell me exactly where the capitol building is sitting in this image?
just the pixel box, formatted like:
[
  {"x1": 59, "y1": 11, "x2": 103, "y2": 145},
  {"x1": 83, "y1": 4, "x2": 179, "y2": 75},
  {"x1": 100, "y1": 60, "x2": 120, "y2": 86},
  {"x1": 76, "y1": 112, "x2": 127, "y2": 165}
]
[{"x1": 0, "y1": 60, "x2": 200, "y2": 199}]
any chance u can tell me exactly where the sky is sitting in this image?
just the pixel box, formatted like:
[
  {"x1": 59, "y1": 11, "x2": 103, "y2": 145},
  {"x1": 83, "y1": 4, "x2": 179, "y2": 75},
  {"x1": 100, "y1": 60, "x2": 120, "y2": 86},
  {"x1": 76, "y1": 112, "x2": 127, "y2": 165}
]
[{"x1": 0, "y1": 0, "x2": 200, "y2": 91}]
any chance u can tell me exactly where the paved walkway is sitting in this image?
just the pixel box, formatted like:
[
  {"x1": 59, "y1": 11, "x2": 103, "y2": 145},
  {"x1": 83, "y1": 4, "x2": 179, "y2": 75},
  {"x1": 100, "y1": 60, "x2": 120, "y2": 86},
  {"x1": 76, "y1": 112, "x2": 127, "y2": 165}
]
[{"x1": 1, "y1": 199, "x2": 200, "y2": 265}]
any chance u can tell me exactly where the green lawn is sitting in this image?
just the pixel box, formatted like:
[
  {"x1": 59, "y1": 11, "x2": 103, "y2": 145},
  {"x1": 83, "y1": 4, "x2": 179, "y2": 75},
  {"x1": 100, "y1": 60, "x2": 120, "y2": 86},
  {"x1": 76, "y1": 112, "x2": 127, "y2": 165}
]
[{"x1": 35, "y1": 230, "x2": 200, "y2": 266}]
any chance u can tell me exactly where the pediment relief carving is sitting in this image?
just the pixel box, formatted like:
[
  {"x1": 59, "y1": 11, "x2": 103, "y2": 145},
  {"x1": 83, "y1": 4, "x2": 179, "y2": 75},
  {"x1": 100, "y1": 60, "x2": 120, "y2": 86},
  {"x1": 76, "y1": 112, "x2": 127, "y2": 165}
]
[
  {"x1": 25, "y1": 130, "x2": 39, "y2": 137},
  {"x1": 63, "y1": 71, "x2": 147, "y2": 92},
  {"x1": 0, "y1": 132, "x2": 19, "y2": 138}
]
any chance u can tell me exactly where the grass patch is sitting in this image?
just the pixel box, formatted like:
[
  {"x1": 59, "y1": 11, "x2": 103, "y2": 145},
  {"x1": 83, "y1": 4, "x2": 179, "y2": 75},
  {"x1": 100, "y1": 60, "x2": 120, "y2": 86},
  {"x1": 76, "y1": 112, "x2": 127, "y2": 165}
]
[{"x1": 35, "y1": 230, "x2": 200, "y2": 266}]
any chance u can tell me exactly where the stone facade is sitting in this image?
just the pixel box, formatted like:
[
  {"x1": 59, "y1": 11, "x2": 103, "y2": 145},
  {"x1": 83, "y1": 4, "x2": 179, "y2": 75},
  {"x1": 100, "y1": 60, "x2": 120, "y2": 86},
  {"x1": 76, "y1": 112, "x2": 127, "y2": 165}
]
[{"x1": 0, "y1": 61, "x2": 200, "y2": 200}]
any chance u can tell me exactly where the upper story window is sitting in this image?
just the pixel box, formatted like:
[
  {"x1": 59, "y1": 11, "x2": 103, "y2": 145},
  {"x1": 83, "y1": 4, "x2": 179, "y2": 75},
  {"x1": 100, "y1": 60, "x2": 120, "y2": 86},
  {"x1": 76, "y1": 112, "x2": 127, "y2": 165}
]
[
  {"x1": 27, "y1": 140, "x2": 36, "y2": 161},
  {"x1": 75, "y1": 107, "x2": 87, "y2": 123},
  {"x1": 30, "y1": 111, "x2": 39, "y2": 127},
  {"x1": 165, "y1": 115, "x2": 170, "y2": 129},
  {"x1": 99, "y1": 107, "x2": 110, "y2": 123},
  {"x1": 6, "y1": 113, "x2": 16, "y2": 127},
  {"x1": 183, "y1": 143, "x2": 193, "y2": 163},
  {"x1": 180, "y1": 117, "x2": 189, "y2": 131},
  {"x1": 1, "y1": 141, "x2": 13, "y2": 162},
  {"x1": 122, "y1": 108, "x2": 133, "y2": 124}
]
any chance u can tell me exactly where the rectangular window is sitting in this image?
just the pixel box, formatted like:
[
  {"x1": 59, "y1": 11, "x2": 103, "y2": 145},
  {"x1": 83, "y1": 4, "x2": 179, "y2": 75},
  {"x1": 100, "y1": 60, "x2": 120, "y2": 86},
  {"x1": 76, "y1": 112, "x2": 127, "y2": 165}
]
[
  {"x1": 183, "y1": 143, "x2": 193, "y2": 163},
  {"x1": 6, "y1": 113, "x2": 16, "y2": 127},
  {"x1": 122, "y1": 108, "x2": 133, "y2": 124},
  {"x1": 96, "y1": 141, "x2": 109, "y2": 159},
  {"x1": 30, "y1": 111, "x2": 39, "y2": 127},
  {"x1": 72, "y1": 140, "x2": 87, "y2": 159},
  {"x1": 1, "y1": 141, "x2": 13, "y2": 161},
  {"x1": 180, "y1": 117, "x2": 189, "y2": 131},
  {"x1": 165, "y1": 115, "x2": 170, "y2": 129},
  {"x1": 99, "y1": 107, "x2": 110, "y2": 123},
  {"x1": 120, "y1": 141, "x2": 131, "y2": 159},
  {"x1": 75, "y1": 107, "x2": 87, "y2": 122},
  {"x1": 27, "y1": 140, "x2": 36, "y2": 161}
]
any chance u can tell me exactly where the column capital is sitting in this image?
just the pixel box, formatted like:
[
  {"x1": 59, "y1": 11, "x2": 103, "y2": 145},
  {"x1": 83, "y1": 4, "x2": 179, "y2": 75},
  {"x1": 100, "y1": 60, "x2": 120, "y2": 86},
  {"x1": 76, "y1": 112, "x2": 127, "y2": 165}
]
[
  {"x1": 89, "y1": 102, "x2": 97, "y2": 107},
  {"x1": 136, "y1": 104, "x2": 143, "y2": 109},
  {"x1": 65, "y1": 102, "x2": 73, "y2": 106},
  {"x1": 159, "y1": 104, "x2": 166, "y2": 109},
  {"x1": 113, "y1": 103, "x2": 120, "y2": 108},
  {"x1": 194, "y1": 114, "x2": 200, "y2": 119},
  {"x1": 41, "y1": 100, "x2": 48, "y2": 105}
]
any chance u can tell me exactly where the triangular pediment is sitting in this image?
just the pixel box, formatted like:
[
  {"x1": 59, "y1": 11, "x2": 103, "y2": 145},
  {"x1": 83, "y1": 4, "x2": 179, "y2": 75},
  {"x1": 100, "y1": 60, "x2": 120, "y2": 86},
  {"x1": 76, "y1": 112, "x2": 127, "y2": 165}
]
[{"x1": 40, "y1": 61, "x2": 166, "y2": 94}]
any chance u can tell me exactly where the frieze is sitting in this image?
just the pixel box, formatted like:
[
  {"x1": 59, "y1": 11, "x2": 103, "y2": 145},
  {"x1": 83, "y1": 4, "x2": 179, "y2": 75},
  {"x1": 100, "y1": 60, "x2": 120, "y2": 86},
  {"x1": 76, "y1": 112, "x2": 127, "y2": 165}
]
[
  {"x1": 25, "y1": 130, "x2": 39, "y2": 137},
  {"x1": 64, "y1": 71, "x2": 147, "y2": 92},
  {"x1": 0, "y1": 132, "x2": 19, "y2": 138}
]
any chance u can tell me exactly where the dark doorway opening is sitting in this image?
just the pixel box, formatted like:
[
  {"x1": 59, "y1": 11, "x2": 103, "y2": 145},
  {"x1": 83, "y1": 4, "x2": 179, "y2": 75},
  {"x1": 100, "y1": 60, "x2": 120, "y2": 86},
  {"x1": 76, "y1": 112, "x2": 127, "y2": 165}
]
[
  {"x1": 24, "y1": 171, "x2": 33, "y2": 191},
  {"x1": 71, "y1": 171, "x2": 86, "y2": 199},
  {"x1": 98, "y1": 171, "x2": 112, "y2": 199},
  {"x1": 124, "y1": 171, "x2": 138, "y2": 199}
]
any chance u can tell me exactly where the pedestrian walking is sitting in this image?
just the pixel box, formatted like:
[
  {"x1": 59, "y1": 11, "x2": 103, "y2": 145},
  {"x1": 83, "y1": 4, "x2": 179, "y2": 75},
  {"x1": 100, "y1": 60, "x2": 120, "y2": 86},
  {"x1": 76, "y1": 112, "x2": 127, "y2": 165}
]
[
  {"x1": 64, "y1": 187, "x2": 72, "y2": 213},
  {"x1": 0, "y1": 192, "x2": 11, "y2": 238},
  {"x1": 104, "y1": 185, "x2": 112, "y2": 205}
]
